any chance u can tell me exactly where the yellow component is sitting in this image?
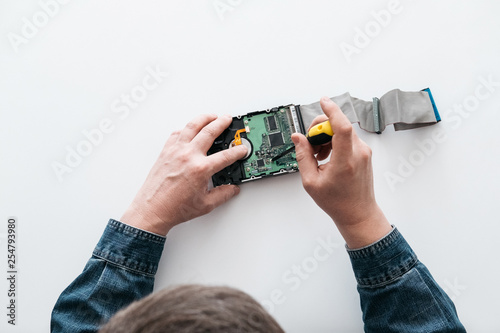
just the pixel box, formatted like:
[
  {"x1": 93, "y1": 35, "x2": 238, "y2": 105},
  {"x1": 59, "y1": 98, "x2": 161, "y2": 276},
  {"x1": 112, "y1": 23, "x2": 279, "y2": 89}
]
[
  {"x1": 234, "y1": 129, "x2": 247, "y2": 146},
  {"x1": 307, "y1": 120, "x2": 334, "y2": 138}
]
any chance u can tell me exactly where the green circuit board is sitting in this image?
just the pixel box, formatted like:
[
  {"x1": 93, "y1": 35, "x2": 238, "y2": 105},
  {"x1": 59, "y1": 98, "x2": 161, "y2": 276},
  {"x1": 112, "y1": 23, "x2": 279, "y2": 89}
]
[{"x1": 241, "y1": 107, "x2": 298, "y2": 179}]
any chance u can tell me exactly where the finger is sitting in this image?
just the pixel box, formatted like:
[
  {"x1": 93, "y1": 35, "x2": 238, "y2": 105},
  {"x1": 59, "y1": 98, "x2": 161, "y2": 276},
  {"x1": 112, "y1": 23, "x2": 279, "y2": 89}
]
[
  {"x1": 178, "y1": 114, "x2": 218, "y2": 143},
  {"x1": 156, "y1": 131, "x2": 181, "y2": 161},
  {"x1": 319, "y1": 97, "x2": 353, "y2": 155},
  {"x1": 316, "y1": 144, "x2": 332, "y2": 161},
  {"x1": 205, "y1": 144, "x2": 248, "y2": 174},
  {"x1": 192, "y1": 114, "x2": 233, "y2": 152},
  {"x1": 164, "y1": 130, "x2": 181, "y2": 147},
  {"x1": 312, "y1": 145, "x2": 322, "y2": 155},
  {"x1": 204, "y1": 185, "x2": 241, "y2": 211},
  {"x1": 291, "y1": 133, "x2": 318, "y2": 184},
  {"x1": 308, "y1": 115, "x2": 329, "y2": 131}
]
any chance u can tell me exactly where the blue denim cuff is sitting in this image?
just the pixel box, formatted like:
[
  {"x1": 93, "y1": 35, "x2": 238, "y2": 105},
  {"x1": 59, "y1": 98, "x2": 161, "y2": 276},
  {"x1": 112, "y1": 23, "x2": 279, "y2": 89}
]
[
  {"x1": 92, "y1": 219, "x2": 166, "y2": 277},
  {"x1": 346, "y1": 227, "x2": 418, "y2": 288}
]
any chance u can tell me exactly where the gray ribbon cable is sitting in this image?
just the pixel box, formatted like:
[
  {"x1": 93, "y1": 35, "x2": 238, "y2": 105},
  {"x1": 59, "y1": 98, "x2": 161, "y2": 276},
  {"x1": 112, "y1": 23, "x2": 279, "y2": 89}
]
[{"x1": 299, "y1": 89, "x2": 440, "y2": 134}]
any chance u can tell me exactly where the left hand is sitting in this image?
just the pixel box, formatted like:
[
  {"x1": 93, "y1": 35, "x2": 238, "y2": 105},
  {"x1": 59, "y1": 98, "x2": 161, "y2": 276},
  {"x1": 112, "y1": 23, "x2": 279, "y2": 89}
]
[{"x1": 120, "y1": 114, "x2": 248, "y2": 236}]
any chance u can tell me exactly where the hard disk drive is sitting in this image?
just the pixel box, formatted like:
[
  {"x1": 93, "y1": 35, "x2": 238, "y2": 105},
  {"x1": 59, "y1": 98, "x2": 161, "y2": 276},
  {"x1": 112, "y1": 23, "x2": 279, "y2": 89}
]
[{"x1": 208, "y1": 105, "x2": 306, "y2": 187}]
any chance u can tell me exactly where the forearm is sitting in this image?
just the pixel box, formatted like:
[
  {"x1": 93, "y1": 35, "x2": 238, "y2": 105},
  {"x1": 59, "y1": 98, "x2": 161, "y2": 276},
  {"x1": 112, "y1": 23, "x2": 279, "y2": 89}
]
[
  {"x1": 347, "y1": 227, "x2": 466, "y2": 333},
  {"x1": 334, "y1": 204, "x2": 392, "y2": 249},
  {"x1": 51, "y1": 220, "x2": 165, "y2": 333}
]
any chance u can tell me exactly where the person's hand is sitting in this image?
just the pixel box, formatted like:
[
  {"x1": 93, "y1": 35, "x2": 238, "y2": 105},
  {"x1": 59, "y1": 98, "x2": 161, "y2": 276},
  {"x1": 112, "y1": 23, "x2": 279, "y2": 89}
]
[
  {"x1": 120, "y1": 114, "x2": 248, "y2": 236},
  {"x1": 292, "y1": 97, "x2": 392, "y2": 248}
]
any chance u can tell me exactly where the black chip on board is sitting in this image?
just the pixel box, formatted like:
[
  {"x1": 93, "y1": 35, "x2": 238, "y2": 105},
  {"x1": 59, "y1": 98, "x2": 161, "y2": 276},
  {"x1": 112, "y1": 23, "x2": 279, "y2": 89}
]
[
  {"x1": 257, "y1": 159, "x2": 265, "y2": 168},
  {"x1": 269, "y1": 132, "x2": 284, "y2": 147},
  {"x1": 267, "y1": 116, "x2": 278, "y2": 131}
]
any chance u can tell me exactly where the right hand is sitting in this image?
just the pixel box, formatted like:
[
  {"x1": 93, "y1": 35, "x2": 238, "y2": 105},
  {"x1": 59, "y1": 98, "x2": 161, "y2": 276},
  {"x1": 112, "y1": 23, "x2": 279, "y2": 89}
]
[{"x1": 292, "y1": 97, "x2": 392, "y2": 248}]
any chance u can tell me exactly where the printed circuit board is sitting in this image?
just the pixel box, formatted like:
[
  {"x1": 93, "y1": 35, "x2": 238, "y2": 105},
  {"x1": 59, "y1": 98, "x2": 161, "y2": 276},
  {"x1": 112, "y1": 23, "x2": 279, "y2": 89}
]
[{"x1": 208, "y1": 105, "x2": 306, "y2": 186}]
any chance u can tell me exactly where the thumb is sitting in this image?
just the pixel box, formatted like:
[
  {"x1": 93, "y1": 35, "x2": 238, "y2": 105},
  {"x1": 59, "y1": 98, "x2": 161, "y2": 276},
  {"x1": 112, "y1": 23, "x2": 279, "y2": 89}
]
[
  {"x1": 292, "y1": 133, "x2": 318, "y2": 181},
  {"x1": 205, "y1": 185, "x2": 241, "y2": 212}
]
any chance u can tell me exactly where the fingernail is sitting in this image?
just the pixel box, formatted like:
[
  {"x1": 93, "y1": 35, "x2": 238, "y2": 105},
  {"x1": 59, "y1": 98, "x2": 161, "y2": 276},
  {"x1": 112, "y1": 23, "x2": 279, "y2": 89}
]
[
  {"x1": 321, "y1": 96, "x2": 332, "y2": 104},
  {"x1": 223, "y1": 114, "x2": 232, "y2": 119},
  {"x1": 291, "y1": 134, "x2": 299, "y2": 145}
]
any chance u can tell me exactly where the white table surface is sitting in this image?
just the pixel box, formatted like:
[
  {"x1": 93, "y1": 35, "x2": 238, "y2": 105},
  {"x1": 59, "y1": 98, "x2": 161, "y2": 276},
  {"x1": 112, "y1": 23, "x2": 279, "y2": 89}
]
[{"x1": 1, "y1": 1, "x2": 499, "y2": 332}]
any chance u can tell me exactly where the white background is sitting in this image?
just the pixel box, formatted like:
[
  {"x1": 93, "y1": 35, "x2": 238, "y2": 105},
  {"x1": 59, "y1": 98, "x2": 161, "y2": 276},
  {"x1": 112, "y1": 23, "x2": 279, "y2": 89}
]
[{"x1": 1, "y1": 0, "x2": 499, "y2": 332}]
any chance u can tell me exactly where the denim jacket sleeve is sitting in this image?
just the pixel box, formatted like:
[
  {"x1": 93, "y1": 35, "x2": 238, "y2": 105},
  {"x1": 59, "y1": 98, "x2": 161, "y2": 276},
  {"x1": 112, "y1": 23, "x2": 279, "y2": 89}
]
[
  {"x1": 347, "y1": 227, "x2": 466, "y2": 333},
  {"x1": 51, "y1": 220, "x2": 465, "y2": 333},
  {"x1": 51, "y1": 219, "x2": 165, "y2": 333}
]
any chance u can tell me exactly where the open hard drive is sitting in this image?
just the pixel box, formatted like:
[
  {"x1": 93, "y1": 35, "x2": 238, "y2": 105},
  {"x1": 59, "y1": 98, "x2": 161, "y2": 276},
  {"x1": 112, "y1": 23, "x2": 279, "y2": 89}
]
[{"x1": 208, "y1": 105, "x2": 306, "y2": 187}]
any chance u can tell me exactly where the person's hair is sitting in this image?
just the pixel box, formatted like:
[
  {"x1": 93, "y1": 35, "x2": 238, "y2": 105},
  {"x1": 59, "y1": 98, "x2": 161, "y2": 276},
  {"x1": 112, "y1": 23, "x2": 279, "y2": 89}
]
[{"x1": 99, "y1": 284, "x2": 284, "y2": 333}]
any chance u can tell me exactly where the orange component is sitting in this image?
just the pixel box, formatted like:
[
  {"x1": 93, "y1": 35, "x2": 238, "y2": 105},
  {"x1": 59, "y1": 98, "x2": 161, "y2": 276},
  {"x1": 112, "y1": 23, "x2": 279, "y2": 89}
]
[{"x1": 234, "y1": 129, "x2": 246, "y2": 146}]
